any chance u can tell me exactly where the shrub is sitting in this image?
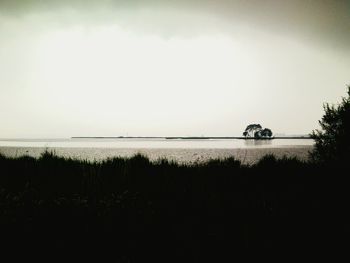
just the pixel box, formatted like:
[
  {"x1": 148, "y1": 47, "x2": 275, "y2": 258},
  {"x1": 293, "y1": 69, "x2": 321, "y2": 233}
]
[{"x1": 310, "y1": 86, "x2": 350, "y2": 164}]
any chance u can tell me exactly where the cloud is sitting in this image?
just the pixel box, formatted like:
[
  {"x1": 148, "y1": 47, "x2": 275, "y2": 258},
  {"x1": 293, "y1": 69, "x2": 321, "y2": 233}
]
[
  {"x1": 0, "y1": 1, "x2": 349, "y2": 137},
  {"x1": 0, "y1": 0, "x2": 349, "y2": 50}
]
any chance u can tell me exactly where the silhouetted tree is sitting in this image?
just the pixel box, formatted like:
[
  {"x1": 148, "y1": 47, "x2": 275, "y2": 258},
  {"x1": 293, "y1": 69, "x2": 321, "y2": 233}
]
[
  {"x1": 310, "y1": 86, "x2": 350, "y2": 164},
  {"x1": 261, "y1": 128, "x2": 273, "y2": 138},
  {"x1": 243, "y1": 124, "x2": 262, "y2": 137},
  {"x1": 243, "y1": 124, "x2": 273, "y2": 138},
  {"x1": 254, "y1": 130, "x2": 262, "y2": 138}
]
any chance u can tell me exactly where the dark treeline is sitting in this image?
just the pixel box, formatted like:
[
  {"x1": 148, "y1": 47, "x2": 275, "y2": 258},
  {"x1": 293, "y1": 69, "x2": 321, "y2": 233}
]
[{"x1": 0, "y1": 152, "x2": 349, "y2": 261}]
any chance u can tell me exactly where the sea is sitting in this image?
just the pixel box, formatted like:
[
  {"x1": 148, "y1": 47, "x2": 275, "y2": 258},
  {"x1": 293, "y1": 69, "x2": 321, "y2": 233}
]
[{"x1": 0, "y1": 138, "x2": 314, "y2": 164}]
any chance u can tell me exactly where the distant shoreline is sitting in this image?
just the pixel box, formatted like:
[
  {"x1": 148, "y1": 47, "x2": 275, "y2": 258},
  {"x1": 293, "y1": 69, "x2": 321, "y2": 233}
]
[{"x1": 71, "y1": 136, "x2": 312, "y2": 140}]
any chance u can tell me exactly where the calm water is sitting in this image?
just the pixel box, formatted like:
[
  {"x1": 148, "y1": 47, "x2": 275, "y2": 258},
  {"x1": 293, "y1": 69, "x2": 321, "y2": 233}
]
[{"x1": 0, "y1": 138, "x2": 314, "y2": 164}]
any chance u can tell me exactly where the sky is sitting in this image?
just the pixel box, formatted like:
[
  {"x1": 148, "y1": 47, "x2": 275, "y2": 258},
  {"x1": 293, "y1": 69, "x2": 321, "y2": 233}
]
[{"x1": 0, "y1": 0, "x2": 349, "y2": 138}]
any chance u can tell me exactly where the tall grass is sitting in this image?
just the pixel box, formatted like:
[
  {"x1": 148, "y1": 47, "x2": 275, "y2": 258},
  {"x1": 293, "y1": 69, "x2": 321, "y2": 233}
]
[{"x1": 0, "y1": 151, "x2": 347, "y2": 261}]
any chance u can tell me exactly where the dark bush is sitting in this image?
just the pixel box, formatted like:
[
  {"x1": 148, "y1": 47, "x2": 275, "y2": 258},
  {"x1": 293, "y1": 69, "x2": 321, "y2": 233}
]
[{"x1": 310, "y1": 86, "x2": 350, "y2": 164}]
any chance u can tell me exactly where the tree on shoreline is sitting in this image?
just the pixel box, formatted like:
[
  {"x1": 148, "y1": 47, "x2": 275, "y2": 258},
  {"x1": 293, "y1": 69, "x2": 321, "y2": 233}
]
[
  {"x1": 243, "y1": 124, "x2": 262, "y2": 137},
  {"x1": 243, "y1": 124, "x2": 273, "y2": 139},
  {"x1": 310, "y1": 86, "x2": 350, "y2": 164}
]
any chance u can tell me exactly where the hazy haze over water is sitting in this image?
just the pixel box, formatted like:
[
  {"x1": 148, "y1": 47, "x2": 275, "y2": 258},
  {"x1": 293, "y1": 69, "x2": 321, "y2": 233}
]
[{"x1": 0, "y1": 138, "x2": 314, "y2": 164}]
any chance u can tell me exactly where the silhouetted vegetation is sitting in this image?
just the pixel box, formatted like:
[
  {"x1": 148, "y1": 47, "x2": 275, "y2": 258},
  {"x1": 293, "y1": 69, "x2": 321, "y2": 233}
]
[
  {"x1": 0, "y1": 150, "x2": 348, "y2": 261},
  {"x1": 243, "y1": 124, "x2": 273, "y2": 139},
  {"x1": 310, "y1": 86, "x2": 350, "y2": 164}
]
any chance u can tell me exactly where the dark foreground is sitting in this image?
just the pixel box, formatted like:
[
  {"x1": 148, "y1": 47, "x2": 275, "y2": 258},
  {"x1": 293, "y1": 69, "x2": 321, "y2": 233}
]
[{"x1": 0, "y1": 152, "x2": 349, "y2": 261}]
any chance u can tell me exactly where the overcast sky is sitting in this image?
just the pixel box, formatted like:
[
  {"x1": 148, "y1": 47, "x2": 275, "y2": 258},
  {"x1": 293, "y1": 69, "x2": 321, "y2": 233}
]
[{"x1": 0, "y1": 0, "x2": 349, "y2": 138}]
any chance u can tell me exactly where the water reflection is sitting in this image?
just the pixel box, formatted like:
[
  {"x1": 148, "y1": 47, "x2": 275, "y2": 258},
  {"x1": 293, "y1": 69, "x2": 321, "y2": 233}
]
[{"x1": 244, "y1": 139, "x2": 272, "y2": 147}]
